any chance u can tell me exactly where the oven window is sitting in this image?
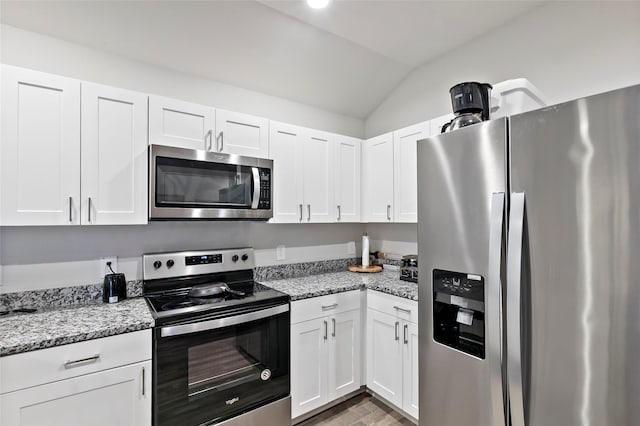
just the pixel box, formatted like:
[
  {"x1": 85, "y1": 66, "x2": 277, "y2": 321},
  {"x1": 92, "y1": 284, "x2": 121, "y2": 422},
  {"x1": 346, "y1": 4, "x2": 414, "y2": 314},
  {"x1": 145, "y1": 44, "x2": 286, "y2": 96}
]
[
  {"x1": 155, "y1": 156, "x2": 253, "y2": 208},
  {"x1": 188, "y1": 329, "x2": 263, "y2": 396}
]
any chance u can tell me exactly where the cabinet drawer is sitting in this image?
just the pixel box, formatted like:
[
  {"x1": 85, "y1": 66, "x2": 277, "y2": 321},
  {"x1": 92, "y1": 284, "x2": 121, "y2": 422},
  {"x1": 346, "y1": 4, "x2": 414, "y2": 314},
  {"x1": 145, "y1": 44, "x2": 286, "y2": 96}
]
[
  {"x1": 367, "y1": 290, "x2": 418, "y2": 324},
  {"x1": 1, "y1": 330, "x2": 151, "y2": 394},
  {"x1": 291, "y1": 290, "x2": 362, "y2": 324}
]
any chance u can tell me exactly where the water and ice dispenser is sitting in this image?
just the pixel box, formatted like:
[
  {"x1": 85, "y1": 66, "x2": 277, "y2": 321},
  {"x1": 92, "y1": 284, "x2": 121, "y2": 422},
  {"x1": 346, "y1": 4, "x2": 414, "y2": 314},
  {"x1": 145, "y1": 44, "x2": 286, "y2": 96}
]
[{"x1": 433, "y1": 269, "x2": 485, "y2": 358}]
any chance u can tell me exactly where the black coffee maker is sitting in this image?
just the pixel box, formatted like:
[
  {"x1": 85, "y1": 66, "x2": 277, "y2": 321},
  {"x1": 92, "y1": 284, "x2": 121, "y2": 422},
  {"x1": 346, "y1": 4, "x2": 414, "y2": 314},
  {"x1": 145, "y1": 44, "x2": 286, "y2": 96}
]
[
  {"x1": 103, "y1": 273, "x2": 127, "y2": 304},
  {"x1": 441, "y1": 82, "x2": 492, "y2": 133}
]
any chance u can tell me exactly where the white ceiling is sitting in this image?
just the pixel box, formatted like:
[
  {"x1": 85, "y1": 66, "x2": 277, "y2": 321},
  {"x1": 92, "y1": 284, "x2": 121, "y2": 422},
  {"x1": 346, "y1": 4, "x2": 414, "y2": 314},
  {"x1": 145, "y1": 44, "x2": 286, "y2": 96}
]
[{"x1": 0, "y1": 0, "x2": 543, "y2": 119}]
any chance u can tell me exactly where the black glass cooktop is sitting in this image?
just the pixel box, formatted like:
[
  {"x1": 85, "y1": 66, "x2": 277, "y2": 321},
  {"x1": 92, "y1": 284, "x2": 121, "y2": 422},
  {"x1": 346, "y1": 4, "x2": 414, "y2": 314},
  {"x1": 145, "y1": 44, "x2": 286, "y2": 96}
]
[{"x1": 145, "y1": 281, "x2": 288, "y2": 325}]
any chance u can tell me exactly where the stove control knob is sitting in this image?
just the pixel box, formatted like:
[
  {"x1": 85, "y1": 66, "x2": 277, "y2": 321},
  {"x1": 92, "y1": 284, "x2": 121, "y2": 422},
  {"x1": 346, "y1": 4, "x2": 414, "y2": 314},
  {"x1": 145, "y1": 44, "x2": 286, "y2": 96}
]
[
  {"x1": 232, "y1": 255, "x2": 239, "y2": 262},
  {"x1": 166, "y1": 259, "x2": 175, "y2": 268},
  {"x1": 242, "y1": 254, "x2": 249, "y2": 262},
  {"x1": 153, "y1": 260, "x2": 162, "y2": 269}
]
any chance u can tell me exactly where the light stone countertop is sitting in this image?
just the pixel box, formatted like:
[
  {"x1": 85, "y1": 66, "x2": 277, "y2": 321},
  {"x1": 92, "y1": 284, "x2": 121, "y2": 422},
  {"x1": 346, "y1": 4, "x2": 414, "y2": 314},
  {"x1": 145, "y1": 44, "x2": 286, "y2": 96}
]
[
  {"x1": 0, "y1": 298, "x2": 154, "y2": 357},
  {"x1": 260, "y1": 270, "x2": 418, "y2": 301}
]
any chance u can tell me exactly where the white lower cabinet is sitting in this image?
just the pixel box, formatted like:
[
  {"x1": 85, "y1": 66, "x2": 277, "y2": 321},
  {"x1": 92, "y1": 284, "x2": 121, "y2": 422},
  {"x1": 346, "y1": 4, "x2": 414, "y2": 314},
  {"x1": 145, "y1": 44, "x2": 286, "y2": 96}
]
[
  {"x1": 0, "y1": 330, "x2": 152, "y2": 426},
  {"x1": 366, "y1": 291, "x2": 419, "y2": 419},
  {"x1": 290, "y1": 292, "x2": 362, "y2": 419}
]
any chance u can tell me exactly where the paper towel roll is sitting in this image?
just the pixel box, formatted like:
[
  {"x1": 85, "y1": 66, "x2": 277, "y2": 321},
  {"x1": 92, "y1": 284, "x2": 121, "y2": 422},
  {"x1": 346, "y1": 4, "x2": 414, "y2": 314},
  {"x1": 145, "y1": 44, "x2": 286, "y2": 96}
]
[{"x1": 362, "y1": 234, "x2": 369, "y2": 267}]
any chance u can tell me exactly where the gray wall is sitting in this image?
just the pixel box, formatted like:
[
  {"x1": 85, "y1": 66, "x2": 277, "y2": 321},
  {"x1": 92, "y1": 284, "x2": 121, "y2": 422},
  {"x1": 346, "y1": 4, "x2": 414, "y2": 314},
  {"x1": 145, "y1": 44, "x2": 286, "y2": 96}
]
[
  {"x1": 365, "y1": 2, "x2": 640, "y2": 137},
  {"x1": 0, "y1": 24, "x2": 365, "y2": 138}
]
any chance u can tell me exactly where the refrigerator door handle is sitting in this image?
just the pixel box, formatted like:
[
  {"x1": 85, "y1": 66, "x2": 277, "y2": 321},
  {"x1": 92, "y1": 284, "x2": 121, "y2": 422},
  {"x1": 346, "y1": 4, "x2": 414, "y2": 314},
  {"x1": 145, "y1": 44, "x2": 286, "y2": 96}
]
[
  {"x1": 507, "y1": 192, "x2": 526, "y2": 426},
  {"x1": 487, "y1": 192, "x2": 506, "y2": 426}
]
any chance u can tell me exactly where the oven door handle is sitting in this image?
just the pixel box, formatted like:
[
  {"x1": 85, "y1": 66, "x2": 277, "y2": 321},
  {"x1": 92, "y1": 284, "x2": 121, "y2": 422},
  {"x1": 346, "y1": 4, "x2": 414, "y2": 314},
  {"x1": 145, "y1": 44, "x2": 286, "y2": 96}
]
[
  {"x1": 251, "y1": 167, "x2": 260, "y2": 209},
  {"x1": 160, "y1": 304, "x2": 289, "y2": 338}
]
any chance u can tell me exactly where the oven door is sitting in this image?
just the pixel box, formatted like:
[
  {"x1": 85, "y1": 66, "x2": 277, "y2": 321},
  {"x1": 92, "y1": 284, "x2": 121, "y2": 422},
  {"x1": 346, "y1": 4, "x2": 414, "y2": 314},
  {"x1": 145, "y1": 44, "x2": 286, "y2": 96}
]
[
  {"x1": 149, "y1": 144, "x2": 272, "y2": 220},
  {"x1": 153, "y1": 304, "x2": 290, "y2": 426}
]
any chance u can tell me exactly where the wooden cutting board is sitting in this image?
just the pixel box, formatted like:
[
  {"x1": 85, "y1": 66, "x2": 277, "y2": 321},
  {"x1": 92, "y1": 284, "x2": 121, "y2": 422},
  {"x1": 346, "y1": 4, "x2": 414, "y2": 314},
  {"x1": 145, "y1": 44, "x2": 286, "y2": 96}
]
[{"x1": 348, "y1": 265, "x2": 383, "y2": 273}]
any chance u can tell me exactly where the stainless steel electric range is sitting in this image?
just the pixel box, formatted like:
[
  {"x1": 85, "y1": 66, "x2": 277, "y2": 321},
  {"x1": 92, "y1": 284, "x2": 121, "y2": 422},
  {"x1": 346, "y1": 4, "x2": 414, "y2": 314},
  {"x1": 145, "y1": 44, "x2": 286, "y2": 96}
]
[{"x1": 143, "y1": 248, "x2": 291, "y2": 426}]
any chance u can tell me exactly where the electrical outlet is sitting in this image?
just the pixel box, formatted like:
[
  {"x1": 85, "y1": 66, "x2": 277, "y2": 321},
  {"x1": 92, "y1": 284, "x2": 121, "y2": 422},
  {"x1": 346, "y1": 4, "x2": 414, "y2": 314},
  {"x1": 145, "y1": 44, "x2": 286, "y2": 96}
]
[
  {"x1": 347, "y1": 241, "x2": 356, "y2": 255},
  {"x1": 100, "y1": 257, "x2": 118, "y2": 278},
  {"x1": 276, "y1": 245, "x2": 286, "y2": 261}
]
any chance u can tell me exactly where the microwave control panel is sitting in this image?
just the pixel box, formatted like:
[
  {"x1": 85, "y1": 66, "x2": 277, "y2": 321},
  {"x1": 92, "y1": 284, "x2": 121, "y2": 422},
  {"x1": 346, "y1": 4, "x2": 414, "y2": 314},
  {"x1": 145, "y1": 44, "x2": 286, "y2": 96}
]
[{"x1": 258, "y1": 169, "x2": 271, "y2": 209}]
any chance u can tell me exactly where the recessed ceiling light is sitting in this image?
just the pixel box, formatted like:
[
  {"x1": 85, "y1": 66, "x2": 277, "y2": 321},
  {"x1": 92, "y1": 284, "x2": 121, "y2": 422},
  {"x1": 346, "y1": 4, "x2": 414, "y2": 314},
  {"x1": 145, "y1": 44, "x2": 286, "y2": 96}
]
[{"x1": 307, "y1": 0, "x2": 330, "y2": 9}]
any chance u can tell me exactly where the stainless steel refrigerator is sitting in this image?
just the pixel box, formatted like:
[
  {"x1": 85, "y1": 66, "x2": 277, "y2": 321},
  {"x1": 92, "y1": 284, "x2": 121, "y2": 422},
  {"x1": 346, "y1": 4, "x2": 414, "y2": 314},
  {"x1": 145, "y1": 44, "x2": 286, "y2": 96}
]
[{"x1": 417, "y1": 85, "x2": 640, "y2": 426}]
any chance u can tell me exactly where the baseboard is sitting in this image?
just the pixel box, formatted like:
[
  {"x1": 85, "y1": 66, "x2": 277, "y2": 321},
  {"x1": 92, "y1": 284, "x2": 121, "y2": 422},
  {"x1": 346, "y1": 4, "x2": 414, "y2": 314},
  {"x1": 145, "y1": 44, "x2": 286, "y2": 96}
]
[
  {"x1": 291, "y1": 386, "x2": 366, "y2": 425},
  {"x1": 365, "y1": 389, "x2": 418, "y2": 425}
]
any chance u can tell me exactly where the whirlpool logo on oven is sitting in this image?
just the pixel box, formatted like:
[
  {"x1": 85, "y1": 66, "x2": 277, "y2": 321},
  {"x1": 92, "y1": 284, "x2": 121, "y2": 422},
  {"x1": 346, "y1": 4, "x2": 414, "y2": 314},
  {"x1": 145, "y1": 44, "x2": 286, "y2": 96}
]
[{"x1": 225, "y1": 397, "x2": 240, "y2": 406}]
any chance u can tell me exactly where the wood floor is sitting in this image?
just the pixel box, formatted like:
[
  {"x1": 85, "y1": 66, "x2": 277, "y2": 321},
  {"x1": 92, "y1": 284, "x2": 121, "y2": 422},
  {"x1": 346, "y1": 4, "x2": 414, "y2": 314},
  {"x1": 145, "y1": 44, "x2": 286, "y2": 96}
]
[{"x1": 297, "y1": 394, "x2": 415, "y2": 426}]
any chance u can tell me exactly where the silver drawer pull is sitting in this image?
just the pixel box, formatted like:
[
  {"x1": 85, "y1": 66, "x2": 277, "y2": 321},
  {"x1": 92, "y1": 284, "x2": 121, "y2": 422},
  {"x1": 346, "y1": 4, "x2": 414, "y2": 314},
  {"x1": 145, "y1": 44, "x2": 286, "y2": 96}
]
[
  {"x1": 64, "y1": 354, "x2": 100, "y2": 369},
  {"x1": 322, "y1": 303, "x2": 338, "y2": 311},
  {"x1": 393, "y1": 305, "x2": 412, "y2": 314}
]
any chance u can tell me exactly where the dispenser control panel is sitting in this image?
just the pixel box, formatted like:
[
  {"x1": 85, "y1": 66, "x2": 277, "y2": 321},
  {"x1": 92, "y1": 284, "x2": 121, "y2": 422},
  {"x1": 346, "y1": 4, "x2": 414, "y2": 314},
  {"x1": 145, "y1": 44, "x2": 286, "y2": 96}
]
[{"x1": 433, "y1": 269, "x2": 484, "y2": 302}]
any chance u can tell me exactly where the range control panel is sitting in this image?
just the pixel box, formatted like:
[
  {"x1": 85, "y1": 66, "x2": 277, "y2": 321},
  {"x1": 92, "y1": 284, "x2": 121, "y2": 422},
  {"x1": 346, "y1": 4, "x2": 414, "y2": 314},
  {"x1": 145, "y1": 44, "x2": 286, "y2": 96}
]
[
  {"x1": 143, "y1": 248, "x2": 255, "y2": 280},
  {"x1": 433, "y1": 269, "x2": 484, "y2": 302}
]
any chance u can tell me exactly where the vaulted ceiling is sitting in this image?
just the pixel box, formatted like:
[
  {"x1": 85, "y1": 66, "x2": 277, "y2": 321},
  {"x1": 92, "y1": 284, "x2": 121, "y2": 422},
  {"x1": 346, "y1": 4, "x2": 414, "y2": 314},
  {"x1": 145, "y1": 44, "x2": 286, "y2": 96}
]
[{"x1": 0, "y1": 0, "x2": 543, "y2": 119}]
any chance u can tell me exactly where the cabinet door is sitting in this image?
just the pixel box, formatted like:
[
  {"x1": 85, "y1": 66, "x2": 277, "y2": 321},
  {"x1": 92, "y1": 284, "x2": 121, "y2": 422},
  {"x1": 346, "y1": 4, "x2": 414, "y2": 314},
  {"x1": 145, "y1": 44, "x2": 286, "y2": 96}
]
[
  {"x1": 291, "y1": 318, "x2": 329, "y2": 418},
  {"x1": 215, "y1": 109, "x2": 269, "y2": 158},
  {"x1": 1, "y1": 65, "x2": 80, "y2": 225},
  {"x1": 81, "y1": 82, "x2": 148, "y2": 225},
  {"x1": 268, "y1": 122, "x2": 304, "y2": 223},
  {"x1": 366, "y1": 309, "x2": 403, "y2": 408},
  {"x1": 148, "y1": 95, "x2": 215, "y2": 150},
  {"x1": 402, "y1": 321, "x2": 419, "y2": 419},
  {"x1": 334, "y1": 135, "x2": 361, "y2": 222},
  {"x1": 362, "y1": 133, "x2": 393, "y2": 222},
  {"x1": 302, "y1": 130, "x2": 334, "y2": 223},
  {"x1": 329, "y1": 310, "x2": 361, "y2": 400},
  {"x1": 393, "y1": 122, "x2": 427, "y2": 223},
  {"x1": 0, "y1": 361, "x2": 151, "y2": 426}
]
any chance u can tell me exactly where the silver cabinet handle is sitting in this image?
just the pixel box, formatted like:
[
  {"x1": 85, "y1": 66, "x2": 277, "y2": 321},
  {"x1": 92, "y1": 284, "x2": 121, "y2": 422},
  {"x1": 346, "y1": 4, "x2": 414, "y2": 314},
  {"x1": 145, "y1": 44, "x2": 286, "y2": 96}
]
[
  {"x1": 395, "y1": 321, "x2": 399, "y2": 341},
  {"x1": 321, "y1": 303, "x2": 338, "y2": 311},
  {"x1": 217, "y1": 131, "x2": 224, "y2": 152},
  {"x1": 205, "y1": 129, "x2": 213, "y2": 151},
  {"x1": 404, "y1": 324, "x2": 408, "y2": 344},
  {"x1": 324, "y1": 320, "x2": 328, "y2": 340},
  {"x1": 337, "y1": 205, "x2": 341, "y2": 221},
  {"x1": 68, "y1": 196, "x2": 72, "y2": 223},
  {"x1": 307, "y1": 204, "x2": 311, "y2": 222},
  {"x1": 507, "y1": 192, "x2": 527, "y2": 426},
  {"x1": 88, "y1": 197, "x2": 92, "y2": 223},
  {"x1": 393, "y1": 305, "x2": 411, "y2": 314},
  {"x1": 64, "y1": 354, "x2": 100, "y2": 369},
  {"x1": 386, "y1": 204, "x2": 391, "y2": 221},
  {"x1": 488, "y1": 192, "x2": 506, "y2": 426},
  {"x1": 299, "y1": 204, "x2": 303, "y2": 222},
  {"x1": 141, "y1": 366, "x2": 146, "y2": 396},
  {"x1": 332, "y1": 318, "x2": 336, "y2": 337}
]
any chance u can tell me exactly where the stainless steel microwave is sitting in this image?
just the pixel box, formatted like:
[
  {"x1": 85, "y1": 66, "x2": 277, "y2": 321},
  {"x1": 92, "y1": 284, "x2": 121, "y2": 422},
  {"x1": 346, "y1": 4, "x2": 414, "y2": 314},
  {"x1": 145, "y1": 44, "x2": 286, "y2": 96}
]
[{"x1": 149, "y1": 145, "x2": 273, "y2": 220}]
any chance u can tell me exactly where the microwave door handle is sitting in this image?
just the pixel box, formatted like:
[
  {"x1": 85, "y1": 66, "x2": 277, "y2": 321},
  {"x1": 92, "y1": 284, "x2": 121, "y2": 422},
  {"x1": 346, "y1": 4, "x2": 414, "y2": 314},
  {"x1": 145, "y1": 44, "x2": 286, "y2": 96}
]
[{"x1": 251, "y1": 167, "x2": 260, "y2": 209}]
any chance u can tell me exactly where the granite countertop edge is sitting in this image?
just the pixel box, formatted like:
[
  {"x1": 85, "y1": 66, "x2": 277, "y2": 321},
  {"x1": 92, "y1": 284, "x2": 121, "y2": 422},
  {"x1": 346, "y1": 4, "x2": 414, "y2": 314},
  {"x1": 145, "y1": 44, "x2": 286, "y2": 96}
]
[
  {"x1": 260, "y1": 270, "x2": 419, "y2": 302},
  {"x1": 0, "y1": 298, "x2": 154, "y2": 357}
]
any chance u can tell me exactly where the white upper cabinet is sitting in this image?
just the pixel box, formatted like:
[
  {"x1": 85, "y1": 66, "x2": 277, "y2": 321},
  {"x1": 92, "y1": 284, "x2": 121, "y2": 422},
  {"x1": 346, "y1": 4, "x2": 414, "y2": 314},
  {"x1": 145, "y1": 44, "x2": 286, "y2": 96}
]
[
  {"x1": 362, "y1": 132, "x2": 394, "y2": 222},
  {"x1": 148, "y1": 96, "x2": 214, "y2": 151},
  {"x1": 81, "y1": 83, "x2": 148, "y2": 225},
  {"x1": 334, "y1": 135, "x2": 361, "y2": 222},
  {"x1": 393, "y1": 122, "x2": 428, "y2": 223},
  {"x1": 215, "y1": 109, "x2": 269, "y2": 158},
  {"x1": 269, "y1": 122, "x2": 304, "y2": 223},
  {"x1": 269, "y1": 123, "x2": 335, "y2": 224},
  {"x1": 302, "y1": 130, "x2": 334, "y2": 223},
  {"x1": 1, "y1": 65, "x2": 81, "y2": 226}
]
